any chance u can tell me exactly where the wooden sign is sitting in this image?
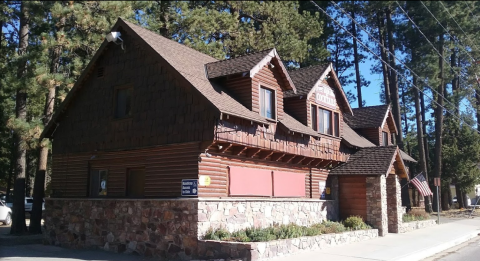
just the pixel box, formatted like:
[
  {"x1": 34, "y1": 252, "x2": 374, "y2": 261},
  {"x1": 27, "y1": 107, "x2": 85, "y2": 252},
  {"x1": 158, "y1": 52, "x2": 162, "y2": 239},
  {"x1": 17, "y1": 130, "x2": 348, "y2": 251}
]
[
  {"x1": 434, "y1": 177, "x2": 441, "y2": 187},
  {"x1": 314, "y1": 83, "x2": 336, "y2": 110}
]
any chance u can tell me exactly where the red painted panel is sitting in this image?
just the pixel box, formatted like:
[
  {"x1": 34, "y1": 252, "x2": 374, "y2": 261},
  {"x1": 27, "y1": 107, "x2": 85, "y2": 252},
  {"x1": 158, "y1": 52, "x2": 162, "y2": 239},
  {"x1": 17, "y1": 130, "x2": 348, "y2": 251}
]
[
  {"x1": 273, "y1": 171, "x2": 306, "y2": 197},
  {"x1": 229, "y1": 166, "x2": 272, "y2": 196}
]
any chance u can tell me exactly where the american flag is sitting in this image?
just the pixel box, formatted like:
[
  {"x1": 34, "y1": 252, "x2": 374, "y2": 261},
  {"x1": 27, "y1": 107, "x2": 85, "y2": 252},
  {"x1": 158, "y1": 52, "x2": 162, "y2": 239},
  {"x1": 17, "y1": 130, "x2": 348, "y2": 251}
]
[{"x1": 411, "y1": 173, "x2": 433, "y2": 196}]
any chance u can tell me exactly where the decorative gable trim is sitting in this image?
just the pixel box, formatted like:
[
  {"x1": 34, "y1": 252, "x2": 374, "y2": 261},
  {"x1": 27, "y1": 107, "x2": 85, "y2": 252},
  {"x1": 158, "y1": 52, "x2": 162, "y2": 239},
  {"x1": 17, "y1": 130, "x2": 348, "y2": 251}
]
[
  {"x1": 306, "y1": 63, "x2": 353, "y2": 115},
  {"x1": 250, "y1": 48, "x2": 297, "y2": 93},
  {"x1": 380, "y1": 104, "x2": 398, "y2": 134}
]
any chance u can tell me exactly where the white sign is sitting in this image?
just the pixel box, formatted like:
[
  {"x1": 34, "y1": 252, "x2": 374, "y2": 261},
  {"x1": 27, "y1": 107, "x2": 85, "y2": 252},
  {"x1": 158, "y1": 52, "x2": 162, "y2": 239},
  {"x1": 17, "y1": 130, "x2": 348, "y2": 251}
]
[
  {"x1": 319, "y1": 181, "x2": 326, "y2": 199},
  {"x1": 314, "y1": 83, "x2": 336, "y2": 110}
]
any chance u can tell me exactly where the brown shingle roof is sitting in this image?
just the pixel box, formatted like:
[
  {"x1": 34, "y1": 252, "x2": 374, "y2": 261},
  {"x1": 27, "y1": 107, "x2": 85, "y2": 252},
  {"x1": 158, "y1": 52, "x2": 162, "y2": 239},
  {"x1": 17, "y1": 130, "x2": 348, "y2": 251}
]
[
  {"x1": 119, "y1": 19, "x2": 271, "y2": 124},
  {"x1": 330, "y1": 146, "x2": 400, "y2": 176},
  {"x1": 284, "y1": 64, "x2": 329, "y2": 98},
  {"x1": 279, "y1": 113, "x2": 321, "y2": 137},
  {"x1": 343, "y1": 105, "x2": 390, "y2": 129},
  {"x1": 342, "y1": 122, "x2": 376, "y2": 148},
  {"x1": 205, "y1": 49, "x2": 274, "y2": 79},
  {"x1": 400, "y1": 150, "x2": 417, "y2": 162}
]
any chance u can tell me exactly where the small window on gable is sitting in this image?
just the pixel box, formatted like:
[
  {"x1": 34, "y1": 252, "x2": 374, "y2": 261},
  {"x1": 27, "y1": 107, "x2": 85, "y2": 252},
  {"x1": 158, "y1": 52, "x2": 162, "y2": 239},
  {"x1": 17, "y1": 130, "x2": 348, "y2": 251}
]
[
  {"x1": 127, "y1": 168, "x2": 145, "y2": 197},
  {"x1": 90, "y1": 170, "x2": 108, "y2": 197},
  {"x1": 391, "y1": 133, "x2": 396, "y2": 145},
  {"x1": 114, "y1": 87, "x2": 132, "y2": 119},
  {"x1": 260, "y1": 87, "x2": 275, "y2": 119},
  {"x1": 382, "y1": 131, "x2": 388, "y2": 146}
]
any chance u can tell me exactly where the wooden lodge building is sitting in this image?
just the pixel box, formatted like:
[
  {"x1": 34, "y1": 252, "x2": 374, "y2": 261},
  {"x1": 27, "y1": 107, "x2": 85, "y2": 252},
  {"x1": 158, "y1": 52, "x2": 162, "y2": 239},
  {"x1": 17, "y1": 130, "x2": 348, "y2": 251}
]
[{"x1": 42, "y1": 18, "x2": 417, "y2": 259}]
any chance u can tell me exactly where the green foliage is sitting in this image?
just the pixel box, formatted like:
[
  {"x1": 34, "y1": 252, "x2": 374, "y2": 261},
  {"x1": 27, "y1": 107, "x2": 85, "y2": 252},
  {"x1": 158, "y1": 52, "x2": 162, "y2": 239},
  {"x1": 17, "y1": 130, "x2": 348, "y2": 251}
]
[
  {"x1": 203, "y1": 221, "x2": 358, "y2": 242},
  {"x1": 343, "y1": 216, "x2": 371, "y2": 230}
]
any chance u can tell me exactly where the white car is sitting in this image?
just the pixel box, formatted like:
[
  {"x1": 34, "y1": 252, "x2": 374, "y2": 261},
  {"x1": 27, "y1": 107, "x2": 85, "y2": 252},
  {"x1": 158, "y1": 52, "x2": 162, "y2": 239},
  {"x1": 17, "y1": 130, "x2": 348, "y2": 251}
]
[
  {"x1": 5, "y1": 197, "x2": 45, "y2": 213},
  {"x1": 0, "y1": 200, "x2": 12, "y2": 225}
]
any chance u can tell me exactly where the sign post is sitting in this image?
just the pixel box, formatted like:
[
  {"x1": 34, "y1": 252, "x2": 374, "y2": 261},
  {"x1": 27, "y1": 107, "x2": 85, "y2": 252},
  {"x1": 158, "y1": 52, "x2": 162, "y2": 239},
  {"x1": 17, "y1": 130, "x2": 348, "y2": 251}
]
[
  {"x1": 434, "y1": 177, "x2": 440, "y2": 224},
  {"x1": 181, "y1": 179, "x2": 198, "y2": 197}
]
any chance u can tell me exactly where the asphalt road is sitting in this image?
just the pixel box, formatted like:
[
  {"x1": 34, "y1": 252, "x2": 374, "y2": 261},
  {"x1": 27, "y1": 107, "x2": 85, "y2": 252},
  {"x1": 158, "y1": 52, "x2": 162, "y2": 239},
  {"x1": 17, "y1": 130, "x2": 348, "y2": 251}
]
[{"x1": 424, "y1": 235, "x2": 480, "y2": 261}]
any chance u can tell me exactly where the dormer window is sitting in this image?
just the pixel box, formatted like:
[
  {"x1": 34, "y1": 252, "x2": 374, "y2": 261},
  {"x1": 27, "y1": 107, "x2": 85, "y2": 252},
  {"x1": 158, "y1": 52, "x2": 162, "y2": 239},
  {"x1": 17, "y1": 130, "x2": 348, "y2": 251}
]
[
  {"x1": 311, "y1": 105, "x2": 340, "y2": 137},
  {"x1": 260, "y1": 86, "x2": 275, "y2": 119},
  {"x1": 382, "y1": 131, "x2": 388, "y2": 146}
]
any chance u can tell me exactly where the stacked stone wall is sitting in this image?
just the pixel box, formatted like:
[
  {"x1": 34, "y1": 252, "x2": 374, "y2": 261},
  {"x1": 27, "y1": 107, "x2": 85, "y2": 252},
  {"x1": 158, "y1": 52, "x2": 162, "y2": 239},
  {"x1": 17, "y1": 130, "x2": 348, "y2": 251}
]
[
  {"x1": 198, "y1": 229, "x2": 378, "y2": 260},
  {"x1": 197, "y1": 199, "x2": 337, "y2": 237},
  {"x1": 44, "y1": 199, "x2": 199, "y2": 260},
  {"x1": 366, "y1": 176, "x2": 388, "y2": 236},
  {"x1": 386, "y1": 175, "x2": 402, "y2": 233}
]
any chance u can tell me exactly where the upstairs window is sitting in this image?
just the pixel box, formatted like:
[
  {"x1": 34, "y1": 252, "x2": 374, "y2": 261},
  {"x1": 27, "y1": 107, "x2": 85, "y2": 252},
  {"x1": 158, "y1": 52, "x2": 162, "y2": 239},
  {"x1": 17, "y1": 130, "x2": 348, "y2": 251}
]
[
  {"x1": 382, "y1": 131, "x2": 388, "y2": 146},
  {"x1": 391, "y1": 133, "x2": 396, "y2": 145},
  {"x1": 114, "y1": 87, "x2": 132, "y2": 119},
  {"x1": 312, "y1": 105, "x2": 339, "y2": 137},
  {"x1": 260, "y1": 87, "x2": 275, "y2": 119}
]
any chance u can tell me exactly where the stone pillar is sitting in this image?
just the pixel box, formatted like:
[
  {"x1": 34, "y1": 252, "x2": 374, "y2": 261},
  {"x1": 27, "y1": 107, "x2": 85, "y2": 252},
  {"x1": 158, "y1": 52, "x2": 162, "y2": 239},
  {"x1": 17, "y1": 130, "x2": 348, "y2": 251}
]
[
  {"x1": 387, "y1": 174, "x2": 402, "y2": 233},
  {"x1": 366, "y1": 175, "x2": 388, "y2": 236},
  {"x1": 331, "y1": 176, "x2": 339, "y2": 221}
]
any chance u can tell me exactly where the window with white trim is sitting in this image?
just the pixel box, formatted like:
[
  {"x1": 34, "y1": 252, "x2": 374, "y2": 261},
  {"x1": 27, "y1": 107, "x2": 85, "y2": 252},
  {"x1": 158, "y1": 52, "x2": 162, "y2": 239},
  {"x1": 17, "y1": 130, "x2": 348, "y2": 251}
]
[{"x1": 260, "y1": 87, "x2": 275, "y2": 119}]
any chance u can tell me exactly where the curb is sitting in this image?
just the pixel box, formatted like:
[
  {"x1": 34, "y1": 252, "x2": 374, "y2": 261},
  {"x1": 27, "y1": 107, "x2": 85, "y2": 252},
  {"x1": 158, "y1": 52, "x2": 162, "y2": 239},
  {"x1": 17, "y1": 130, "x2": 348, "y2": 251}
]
[
  {"x1": 392, "y1": 230, "x2": 480, "y2": 261},
  {"x1": 0, "y1": 234, "x2": 44, "y2": 246}
]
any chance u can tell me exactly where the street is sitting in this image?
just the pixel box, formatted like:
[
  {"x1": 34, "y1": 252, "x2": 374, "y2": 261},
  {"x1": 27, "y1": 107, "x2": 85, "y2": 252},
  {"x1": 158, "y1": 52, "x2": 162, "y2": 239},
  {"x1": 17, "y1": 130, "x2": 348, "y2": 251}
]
[{"x1": 423, "y1": 236, "x2": 480, "y2": 261}]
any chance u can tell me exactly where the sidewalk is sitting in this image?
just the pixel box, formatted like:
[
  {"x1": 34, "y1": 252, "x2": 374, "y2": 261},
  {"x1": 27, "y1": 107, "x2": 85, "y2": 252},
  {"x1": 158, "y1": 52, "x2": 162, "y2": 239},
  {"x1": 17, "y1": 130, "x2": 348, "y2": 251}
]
[{"x1": 271, "y1": 217, "x2": 480, "y2": 261}]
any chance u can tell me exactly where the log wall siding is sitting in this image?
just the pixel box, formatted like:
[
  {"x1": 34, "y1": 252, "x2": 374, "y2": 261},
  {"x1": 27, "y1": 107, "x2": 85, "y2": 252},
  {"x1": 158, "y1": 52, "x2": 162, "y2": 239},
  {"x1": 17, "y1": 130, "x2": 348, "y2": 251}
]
[
  {"x1": 52, "y1": 32, "x2": 216, "y2": 155},
  {"x1": 215, "y1": 116, "x2": 348, "y2": 162},
  {"x1": 284, "y1": 98, "x2": 308, "y2": 125},
  {"x1": 51, "y1": 142, "x2": 201, "y2": 198},
  {"x1": 197, "y1": 153, "x2": 329, "y2": 198},
  {"x1": 252, "y1": 64, "x2": 287, "y2": 120},
  {"x1": 223, "y1": 74, "x2": 253, "y2": 110},
  {"x1": 338, "y1": 176, "x2": 367, "y2": 220},
  {"x1": 357, "y1": 128, "x2": 382, "y2": 146}
]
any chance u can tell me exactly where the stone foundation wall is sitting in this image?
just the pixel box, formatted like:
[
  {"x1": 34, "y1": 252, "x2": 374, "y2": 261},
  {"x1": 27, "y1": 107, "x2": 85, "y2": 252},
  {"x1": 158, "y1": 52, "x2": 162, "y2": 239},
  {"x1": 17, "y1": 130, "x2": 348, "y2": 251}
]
[
  {"x1": 366, "y1": 176, "x2": 387, "y2": 236},
  {"x1": 197, "y1": 199, "x2": 337, "y2": 237},
  {"x1": 399, "y1": 219, "x2": 437, "y2": 233},
  {"x1": 198, "y1": 229, "x2": 378, "y2": 260},
  {"x1": 44, "y1": 199, "x2": 199, "y2": 260}
]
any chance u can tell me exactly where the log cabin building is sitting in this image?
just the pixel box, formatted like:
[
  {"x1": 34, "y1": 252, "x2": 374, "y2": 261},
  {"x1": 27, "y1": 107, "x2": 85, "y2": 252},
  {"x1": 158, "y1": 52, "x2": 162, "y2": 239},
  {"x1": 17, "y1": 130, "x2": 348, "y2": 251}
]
[{"x1": 42, "y1": 18, "x2": 416, "y2": 259}]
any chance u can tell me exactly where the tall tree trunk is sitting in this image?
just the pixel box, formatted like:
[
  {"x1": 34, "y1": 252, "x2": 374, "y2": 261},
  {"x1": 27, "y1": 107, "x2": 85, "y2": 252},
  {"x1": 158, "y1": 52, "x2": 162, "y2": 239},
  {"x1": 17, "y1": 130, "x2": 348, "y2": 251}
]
[
  {"x1": 414, "y1": 76, "x2": 432, "y2": 212},
  {"x1": 455, "y1": 184, "x2": 464, "y2": 208},
  {"x1": 30, "y1": 14, "x2": 65, "y2": 234},
  {"x1": 420, "y1": 92, "x2": 430, "y2": 174},
  {"x1": 351, "y1": 4, "x2": 362, "y2": 108},
  {"x1": 386, "y1": 8, "x2": 403, "y2": 150},
  {"x1": 11, "y1": 1, "x2": 29, "y2": 235},
  {"x1": 6, "y1": 132, "x2": 15, "y2": 201},
  {"x1": 377, "y1": 11, "x2": 391, "y2": 104},
  {"x1": 432, "y1": 33, "x2": 445, "y2": 213}
]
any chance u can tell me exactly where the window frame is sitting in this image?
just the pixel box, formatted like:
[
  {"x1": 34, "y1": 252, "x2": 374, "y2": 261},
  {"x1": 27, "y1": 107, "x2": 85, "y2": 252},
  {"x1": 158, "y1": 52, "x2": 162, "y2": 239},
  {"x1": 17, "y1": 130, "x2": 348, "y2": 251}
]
[
  {"x1": 311, "y1": 104, "x2": 339, "y2": 137},
  {"x1": 89, "y1": 169, "x2": 108, "y2": 197},
  {"x1": 382, "y1": 131, "x2": 389, "y2": 146},
  {"x1": 259, "y1": 85, "x2": 277, "y2": 120},
  {"x1": 113, "y1": 84, "x2": 133, "y2": 120}
]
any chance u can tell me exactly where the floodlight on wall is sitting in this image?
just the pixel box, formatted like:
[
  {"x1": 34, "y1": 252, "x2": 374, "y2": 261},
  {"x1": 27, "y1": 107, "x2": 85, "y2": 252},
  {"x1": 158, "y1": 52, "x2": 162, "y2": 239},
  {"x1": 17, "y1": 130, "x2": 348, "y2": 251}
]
[{"x1": 106, "y1": 31, "x2": 124, "y2": 50}]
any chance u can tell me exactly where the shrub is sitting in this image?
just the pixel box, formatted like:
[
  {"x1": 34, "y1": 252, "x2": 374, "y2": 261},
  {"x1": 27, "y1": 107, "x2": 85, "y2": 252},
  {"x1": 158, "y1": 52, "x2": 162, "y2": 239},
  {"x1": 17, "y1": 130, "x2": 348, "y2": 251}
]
[
  {"x1": 403, "y1": 209, "x2": 430, "y2": 222},
  {"x1": 202, "y1": 220, "x2": 368, "y2": 242},
  {"x1": 344, "y1": 216, "x2": 371, "y2": 230}
]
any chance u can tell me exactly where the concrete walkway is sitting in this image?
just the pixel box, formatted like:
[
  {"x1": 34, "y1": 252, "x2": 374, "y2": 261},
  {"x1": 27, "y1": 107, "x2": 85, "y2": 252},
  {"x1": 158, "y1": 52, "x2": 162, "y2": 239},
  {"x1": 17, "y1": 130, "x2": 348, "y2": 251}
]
[{"x1": 272, "y1": 218, "x2": 480, "y2": 261}]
